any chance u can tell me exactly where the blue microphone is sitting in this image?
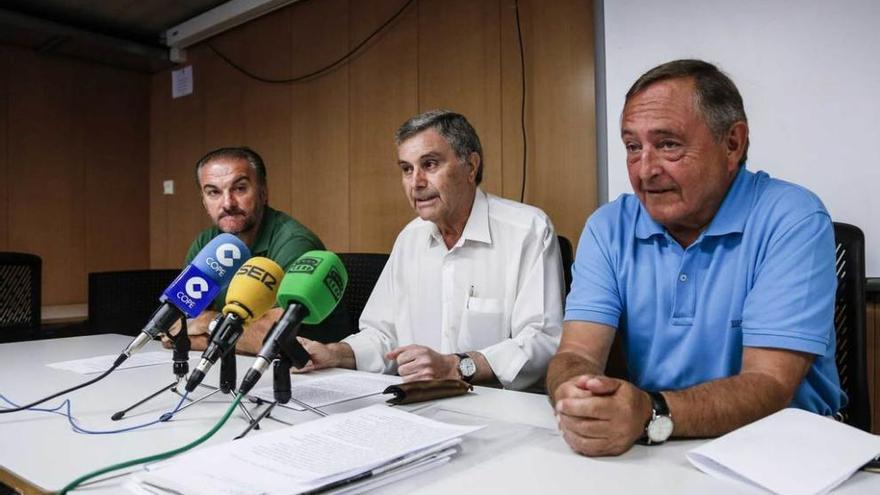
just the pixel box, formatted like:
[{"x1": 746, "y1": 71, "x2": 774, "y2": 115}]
[{"x1": 121, "y1": 234, "x2": 250, "y2": 359}]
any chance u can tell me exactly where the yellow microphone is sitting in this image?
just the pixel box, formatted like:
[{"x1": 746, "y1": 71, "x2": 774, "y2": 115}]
[{"x1": 185, "y1": 257, "x2": 283, "y2": 392}]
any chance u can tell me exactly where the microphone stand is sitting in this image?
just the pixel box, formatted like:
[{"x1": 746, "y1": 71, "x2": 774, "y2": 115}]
[
  {"x1": 111, "y1": 317, "x2": 192, "y2": 421},
  {"x1": 173, "y1": 315, "x2": 259, "y2": 427},
  {"x1": 236, "y1": 327, "x2": 320, "y2": 439}
]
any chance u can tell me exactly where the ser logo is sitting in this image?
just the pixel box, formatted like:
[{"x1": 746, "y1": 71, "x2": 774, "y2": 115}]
[
  {"x1": 205, "y1": 243, "x2": 243, "y2": 278},
  {"x1": 322, "y1": 267, "x2": 344, "y2": 302},
  {"x1": 289, "y1": 257, "x2": 321, "y2": 275},
  {"x1": 237, "y1": 264, "x2": 278, "y2": 291}
]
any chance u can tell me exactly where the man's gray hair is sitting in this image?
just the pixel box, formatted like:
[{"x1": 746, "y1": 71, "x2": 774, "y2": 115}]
[
  {"x1": 195, "y1": 146, "x2": 267, "y2": 186},
  {"x1": 626, "y1": 59, "x2": 749, "y2": 166},
  {"x1": 395, "y1": 110, "x2": 484, "y2": 185}
]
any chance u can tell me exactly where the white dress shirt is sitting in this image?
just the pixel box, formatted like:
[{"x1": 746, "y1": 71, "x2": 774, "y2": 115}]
[{"x1": 343, "y1": 188, "x2": 564, "y2": 390}]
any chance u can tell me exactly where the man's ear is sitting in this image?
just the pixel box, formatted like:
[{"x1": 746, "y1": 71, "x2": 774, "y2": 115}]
[
  {"x1": 726, "y1": 121, "x2": 748, "y2": 170},
  {"x1": 467, "y1": 152, "x2": 481, "y2": 183}
]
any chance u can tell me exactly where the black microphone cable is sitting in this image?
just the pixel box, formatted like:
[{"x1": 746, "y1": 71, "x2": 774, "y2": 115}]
[{"x1": 0, "y1": 353, "x2": 126, "y2": 414}]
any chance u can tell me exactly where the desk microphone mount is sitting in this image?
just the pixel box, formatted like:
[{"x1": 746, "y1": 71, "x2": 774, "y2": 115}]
[{"x1": 111, "y1": 315, "x2": 191, "y2": 421}]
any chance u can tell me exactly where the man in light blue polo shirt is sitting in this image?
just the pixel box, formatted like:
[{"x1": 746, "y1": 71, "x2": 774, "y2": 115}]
[{"x1": 547, "y1": 59, "x2": 844, "y2": 457}]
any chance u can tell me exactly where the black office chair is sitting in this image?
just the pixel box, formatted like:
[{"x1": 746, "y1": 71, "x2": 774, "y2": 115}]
[
  {"x1": 87, "y1": 269, "x2": 180, "y2": 336},
  {"x1": 557, "y1": 235, "x2": 574, "y2": 295},
  {"x1": 832, "y1": 222, "x2": 871, "y2": 431},
  {"x1": 296, "y1": 253, "x2": 389, "y2": 344},
  {"x1": 0, "y1": 252, "x2": 42, "y2": 343}
]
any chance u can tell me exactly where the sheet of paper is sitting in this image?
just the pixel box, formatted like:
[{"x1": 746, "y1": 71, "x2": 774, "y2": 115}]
[
  {"x1": 687, "y1": 408, "x2": 880, "y2": 495},
  {"x1": 131, "y1": 404, "x2": 483, "y2": 495},
  {"x1": 171, "y1": 65, "x2": 193, "y2": 98},
  {"x1": 251, "y1": 369, "x2": 402, "y2": 410},
  {"x1": 47, "y1": 351, "x2": 176, "y2": 375}
]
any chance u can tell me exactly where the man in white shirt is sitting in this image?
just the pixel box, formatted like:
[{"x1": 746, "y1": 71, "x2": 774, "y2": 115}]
[{"x1": 297, "y1": 110, "x2": 564, "y2": 390}]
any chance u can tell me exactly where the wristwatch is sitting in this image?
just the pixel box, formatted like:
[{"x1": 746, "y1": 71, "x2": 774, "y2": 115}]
[
  {"x1": 644, "y1": 391, "x2": 673, "y2": 445},
  {"x1": 456, "y1": 353, "x2": 476, "y2": 382}
]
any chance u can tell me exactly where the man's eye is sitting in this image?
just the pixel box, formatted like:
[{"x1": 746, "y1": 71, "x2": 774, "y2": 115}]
[
  {"x1": 624, "y1": 143, "x2": 641, "y2": 153},
  {"x1": 205, "y1": 190, "x2": 220, "y2": 197},
  {"x1": 423, "y1": 160, "x2": 438, "y2": 169},
  {"x1": 659, "y1": 140, "x2": 680, "y2": 150},
  {"x1": 401, "y1": 165, "x2": 413, "y2": 174}
]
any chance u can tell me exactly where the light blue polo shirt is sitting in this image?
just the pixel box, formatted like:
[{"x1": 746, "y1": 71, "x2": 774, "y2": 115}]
[{"x1": 565, "y1": 166, "x2": 844, "y2": 415}]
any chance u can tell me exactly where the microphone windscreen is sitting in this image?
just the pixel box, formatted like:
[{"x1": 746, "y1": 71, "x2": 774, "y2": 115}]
[
  {"x1": 223, "y1": 257, "x2": 283, "y2": 321},
  {"x1": 191, "y1": 233, "x2": 250, "y2": 284},
  {"x1": 276, "y1": 251, "x2": 348, "y2": 325},
  {"x1": 159, "y1": 234, "x2": 252, "y2": 318}
]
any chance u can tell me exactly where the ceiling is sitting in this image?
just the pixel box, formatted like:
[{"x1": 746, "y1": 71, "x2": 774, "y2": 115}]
[{"x1": 0, "y1": 0, "x2": 229, "y2": 72}]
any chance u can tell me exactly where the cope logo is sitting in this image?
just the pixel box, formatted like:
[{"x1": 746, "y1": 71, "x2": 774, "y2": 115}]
[
  {"x1": 289, "y1": 257, "x2": 321, "y2": 275},
  {"x1": 322, "y1": 267, "x2": 344, "y2": 302},
  {"x1": 176, "y1": 276, "x2": 209, "y2": 309},
  {"x1": 205, "y1": 243, "x2": 242, "y2": 278}
]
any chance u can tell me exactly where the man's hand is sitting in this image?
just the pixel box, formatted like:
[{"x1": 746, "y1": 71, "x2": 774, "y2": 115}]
[
  {"x1": 161, "y1": 312, "x2": 216, "y2": 351},
  {"x1": 386, "y1": 345, "x2": 458, "y2": 382},
  {"x1": 554, "y1": 374, "x2": 652, "y2": 457},
  {"x1": 292, "y1": 337, "x2": 356, "y2": 372}
]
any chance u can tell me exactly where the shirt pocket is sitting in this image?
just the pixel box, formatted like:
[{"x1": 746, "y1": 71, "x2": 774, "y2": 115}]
[{"x1": 457, "y1": 297, "x2": 505, "y2": 351}]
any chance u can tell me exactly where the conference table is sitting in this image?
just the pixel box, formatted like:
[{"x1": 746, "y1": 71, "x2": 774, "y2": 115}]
[{"x1": 0, "y1": 334, "x2": 877, "y2": 494}]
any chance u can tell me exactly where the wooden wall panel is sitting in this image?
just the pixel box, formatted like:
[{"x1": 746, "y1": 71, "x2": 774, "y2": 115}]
[
  {"x1": 0, "y1": 48, "x2": 7, "y2": 250},
  {"x1": 349, "y1": 0, "x2": 420, "y2": 252},
  {"x1": 418, "y1": 0, "x2": 503, "y2": 196},
  {"x1": 161, "y1": 49, "x2": 211, "y2": 268},
  {"x1": 289, "y1": 0, "x2": 351, "y2": 251},
  {"x1": 150, "y1": 0, "x2": 598, "y2": 259},
  {"x1": 239, "y1": 9, "x2": 294, "y2": 210},
  {"x1": 149, "y1": 66, "x2": 170, "y2": 268},
  {"x1": 7, "y1": 51, "x2": 84, "y2": 304},
  {"x1": 1, "y1": 47, "x2": 150, "y2": 304},
  {"x1": 503, "y1": 0, "x2": 595, "y2": 246},
  {"x1": 82, "y1": 67, "x2": 151, "y2": 273}
]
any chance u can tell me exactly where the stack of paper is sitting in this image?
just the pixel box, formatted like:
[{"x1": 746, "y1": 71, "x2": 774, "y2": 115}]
[
  {"x1": 687, "y1": 408, "x2": 880, "y2": 495},
  {"x1": 127, "y1": 404, "x2": 484, "y2": 495}
]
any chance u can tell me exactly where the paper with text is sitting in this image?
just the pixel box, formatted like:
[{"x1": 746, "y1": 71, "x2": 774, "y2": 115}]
[
  {"x1": 131, "y1": 404, "x2": 483, "y2": 495},
  {"x1": 251, "y1": 369, "x2": 402, "y2": 410},
  {"x1": 687, "y1": 408, "x2": 880, "y2": 495},
  {"x1": 47, "y1": 351, "x2": 176, "y2": 375}
]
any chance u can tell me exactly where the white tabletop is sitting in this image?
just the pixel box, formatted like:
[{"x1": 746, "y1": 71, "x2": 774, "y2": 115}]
[{"x1": 1, "y1": 334, "x2": 878, "y2": 494}]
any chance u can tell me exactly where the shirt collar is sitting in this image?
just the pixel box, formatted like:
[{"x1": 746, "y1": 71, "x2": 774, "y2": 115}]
[
  {"x1": 250, "y1": 205, "x2": 276, "y2": 256},
  {"x1": 635, "y1": 166, "x2": 754, "y2": 240},
  {"x1": 428, "y1": 188, "x2": 490, "y2": 248}
]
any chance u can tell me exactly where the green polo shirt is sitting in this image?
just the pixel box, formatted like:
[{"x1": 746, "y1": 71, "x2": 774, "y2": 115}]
[{"x1": 185, "y1": 206, "x2": 324, "y2": 312}]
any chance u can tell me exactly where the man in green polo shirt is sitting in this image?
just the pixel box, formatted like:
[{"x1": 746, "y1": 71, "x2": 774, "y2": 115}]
[{"x1": 181, "y1": 146, "x2": 329, "y2": 354}]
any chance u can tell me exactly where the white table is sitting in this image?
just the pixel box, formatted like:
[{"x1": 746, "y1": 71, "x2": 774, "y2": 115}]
[{"x1": 0, "y1": 335, "x2": 877, "y2": 494}]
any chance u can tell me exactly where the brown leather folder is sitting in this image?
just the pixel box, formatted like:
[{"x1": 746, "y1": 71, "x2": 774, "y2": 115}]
[{"x1": 383, "y1": 379, "x2": 473, "y2": 405}]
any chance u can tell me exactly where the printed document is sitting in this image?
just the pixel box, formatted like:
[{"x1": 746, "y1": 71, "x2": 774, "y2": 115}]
[
  {"x1": 251, "y1": 369, "x2": 402, "y2": 410},
  {"x1": 130, "y1": 404, "x2": 483, "y2": 494},
  {"x1": 687, "y1": 408, "x2": 880, "y2": 495},
  {"x1": 47, "y1": 351, "x2": 175, "y2": 374}
]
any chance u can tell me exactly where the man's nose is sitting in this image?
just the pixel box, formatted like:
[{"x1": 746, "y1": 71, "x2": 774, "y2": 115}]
[
  {"x1": 412, "y1": 167, "x2": 427, "y2": 188},
  {"x1": 637, "y1": 148, "x2": 662, "y2": 181},
  {"x1": 221, "y1": 191, "x2": 237, "y2": 209}
]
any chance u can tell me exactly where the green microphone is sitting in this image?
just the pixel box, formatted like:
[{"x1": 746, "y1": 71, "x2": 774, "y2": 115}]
[{"x1": 238, "y1": 251, "x2": 348, "y2": 395}]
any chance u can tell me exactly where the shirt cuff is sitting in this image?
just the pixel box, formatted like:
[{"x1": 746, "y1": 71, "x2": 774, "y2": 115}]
[
  {"x1": 341, "y1": 332, "x2": 387, "y2": 373},
  {"x1": 479, "y1": 339, "x2": 530, "y2": 390},
  {"x1": 742, "y1": 329, "x2": 831, "y2": 357}
]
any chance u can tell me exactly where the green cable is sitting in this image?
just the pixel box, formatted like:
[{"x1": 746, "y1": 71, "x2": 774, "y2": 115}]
[{"x1": 59, "y1": 393, "x2": 245, "y2": 494}]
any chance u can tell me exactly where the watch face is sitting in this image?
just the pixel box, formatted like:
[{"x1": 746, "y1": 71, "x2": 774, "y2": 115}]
[
  {"x1": 459, "y1": 357, "x2": 476, "y2": 378},
  {"x1": 647, "y1": 415, "x2": 674, "y2": 443}
]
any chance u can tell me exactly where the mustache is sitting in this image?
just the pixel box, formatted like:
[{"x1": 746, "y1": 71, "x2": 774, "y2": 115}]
[{"x1": 220, "y1": 208, "x2": 247, "y2": 218}]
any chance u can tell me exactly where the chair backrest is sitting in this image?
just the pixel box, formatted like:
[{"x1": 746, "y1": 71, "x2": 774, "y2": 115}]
[
  {"x1": 337, "y1": 253, "x2": 390, "y2": 331},
  {"x1": 88, "y1": 269, "x2": 180, "y2": 336},
  {"x1": 832, "y1": 222, "x2": 871, "y2": 431},
  {"x1": 558, "y1": 235, "x2": 574, "y2": 295},
  {"x1": 0, "y1": 252, "x2": 42, "y2": 335}
]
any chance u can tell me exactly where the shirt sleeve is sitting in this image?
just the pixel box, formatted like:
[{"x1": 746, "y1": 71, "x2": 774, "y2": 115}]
[
  {"x1": 341, "y1": 249, "x2": 398, "y2": 374},
  {"x1": 563, "y1": 213, "x2": 622, "y2": 327},
  {"x1": 479, "y1": 221, "x2": 565, "y2": 390},
  {"x1": 741, "y1": 211, "x2": 837, "y2": 356}
]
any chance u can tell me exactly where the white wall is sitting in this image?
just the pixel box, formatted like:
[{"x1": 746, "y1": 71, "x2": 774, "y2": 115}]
[{"x1": 601, "y1": 0, "x2": 880, "y2": 276}]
